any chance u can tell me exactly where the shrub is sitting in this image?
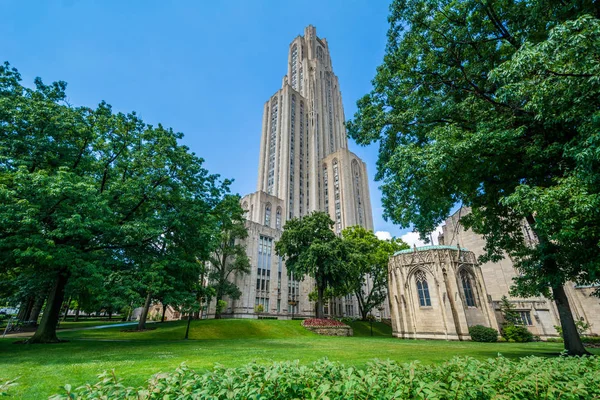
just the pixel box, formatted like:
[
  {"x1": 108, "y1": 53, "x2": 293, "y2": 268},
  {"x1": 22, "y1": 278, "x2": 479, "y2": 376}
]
[
  {"x1": 502, "y1": 325, "x2": 534, "y2": 342},
  {"x1": 50, "y1": 356, "x2": 600, "y2": 400},
  {"x1": 469, "y1": 325, "x2": 498, "y2": 342}
]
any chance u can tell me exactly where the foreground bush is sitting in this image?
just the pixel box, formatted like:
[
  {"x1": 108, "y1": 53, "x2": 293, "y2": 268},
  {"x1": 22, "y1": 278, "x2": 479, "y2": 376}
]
[
  {"x1": 503, "y1": 325, "x2": 534, "y2": 342},
  {"x1": 50, "y1": 356, "x2": 599, "y2": 399},
  {"x1": 469, "y1": 325, "x2": 499, "y2": 342}
]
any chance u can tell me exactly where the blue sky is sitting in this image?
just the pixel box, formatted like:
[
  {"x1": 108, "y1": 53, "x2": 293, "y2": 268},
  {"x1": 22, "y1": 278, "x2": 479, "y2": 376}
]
[{"x1": 0, "y1": 0, "x2": 426, "y2": 242}]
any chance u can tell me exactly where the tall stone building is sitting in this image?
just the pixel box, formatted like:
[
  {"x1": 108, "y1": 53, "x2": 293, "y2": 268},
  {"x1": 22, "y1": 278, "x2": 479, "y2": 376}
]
[{"x1": 217, "y1": 26, "x2": 376, "y2": 319}]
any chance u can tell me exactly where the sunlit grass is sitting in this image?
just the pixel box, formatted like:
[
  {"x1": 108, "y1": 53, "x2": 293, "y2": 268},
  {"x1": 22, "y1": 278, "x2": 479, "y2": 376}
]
[{"x1": 1, "y1": 319, "x2": 595, "y2": 399}]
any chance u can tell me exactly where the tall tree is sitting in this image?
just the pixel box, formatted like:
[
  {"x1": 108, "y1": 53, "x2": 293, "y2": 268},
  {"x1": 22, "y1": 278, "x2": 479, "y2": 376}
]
[
  {"x1": 0, "y1": 63, "x2": 226, "y2": 343},
  {"x1": 347, "y1": 1, "x2": 600, "y2": 355},
  {"x1": 208, "y1": 194, "x2": 251, "y2": 319},
  {"x1": 275, "y1": 211, "x2": 348, "y2": 319},
  {"x1": 342, "y1": 226, "x2": 408, "y2": 320}
]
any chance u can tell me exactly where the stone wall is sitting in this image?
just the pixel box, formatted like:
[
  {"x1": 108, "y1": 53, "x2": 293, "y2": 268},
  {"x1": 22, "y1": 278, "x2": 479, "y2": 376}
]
[{"x1": 304, "y1": 326, "x2": 353, "y2": 337}]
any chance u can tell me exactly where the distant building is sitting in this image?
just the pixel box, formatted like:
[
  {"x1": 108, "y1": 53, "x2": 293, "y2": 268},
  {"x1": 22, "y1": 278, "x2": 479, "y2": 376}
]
[
  {"x1": 388, "y1": 207, "x2": 600, "y2": 339},
  {"x1": 210, "y1": 26, "x2": 381, "y2": 320}
]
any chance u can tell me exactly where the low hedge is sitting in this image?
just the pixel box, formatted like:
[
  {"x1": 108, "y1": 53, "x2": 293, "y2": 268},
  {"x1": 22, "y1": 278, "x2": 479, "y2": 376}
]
[
  {"x1": 503, "y1": 325, "x2": 534, "y2": 342},
  {"x1": 49, "y1": 356, "x2": 599, "y2": 399},
  {"x1": 469, "y1": 325, "x2": 499, "y2": 342}
]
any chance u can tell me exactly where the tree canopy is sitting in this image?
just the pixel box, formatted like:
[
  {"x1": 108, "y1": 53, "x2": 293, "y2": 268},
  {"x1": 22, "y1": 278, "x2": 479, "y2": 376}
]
[
  {"x1": 347, "y1": 1, "x2": 600, "y2": 355},
  {"x1": 341, "y1": 226, "x2": 408, "y2": 320},
  {"x1": 0, "y1": 62, "x2": 229, "y2": 342},
  {"x1": 275, "y1": 212, "x2": 348, "y2": 319}
]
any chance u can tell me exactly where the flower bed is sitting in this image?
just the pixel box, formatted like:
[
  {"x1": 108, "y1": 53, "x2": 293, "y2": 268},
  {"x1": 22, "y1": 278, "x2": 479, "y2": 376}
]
[
  {"x1": 302, "y1": 318, "x2": 347, "y2": 327},
  {"x1": 302, "y1": 318, "x2": 352, "y2": 336}
]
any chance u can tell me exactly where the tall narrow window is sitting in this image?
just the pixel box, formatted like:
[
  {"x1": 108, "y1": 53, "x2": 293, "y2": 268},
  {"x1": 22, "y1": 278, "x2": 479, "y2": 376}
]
[
  {"x1": 291, "y1": 45, "x2": 298, "y2": 90},
  {"x1": 289, "y1": 95, "x2": 296, "y2": 218},
  {"x1": 264, "y1": 204, "x2": 271, "y2": 227},
  {"x1": 333, "y1": 159, "x2": 341, "y2": 234},
  {"x1": 257, "y1": 236, "x2": 272, "y2": 312},
  {"x1": 460, "y1": 270, "x2": 476, "y2": 307},
  {"x1": 415, "y1": 270, "x2": 431, "y2": 307},
  {"x1": 276, "y1": 208, "x2": 281, "y2": 230},
  {"x1": 267, "y1": 100, "x2": 278, "y2": 195},
  {"x1": 351, "y1": 160, "x2": 364, "y2": 226}
]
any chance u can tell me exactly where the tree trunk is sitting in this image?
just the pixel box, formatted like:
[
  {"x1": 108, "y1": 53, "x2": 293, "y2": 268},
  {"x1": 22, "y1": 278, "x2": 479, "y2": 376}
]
[
  {"x1": 137, "y1": 292, "x2": 152, "y2": 331},
  {"x1": 27, "y1": 271, "x2": 69, "y2": 344},
  {"x1": 553, "y1": 285, "x2": 590, "y2": 356},
  {"x1": 74, "y1": 305, "x2": 80, "y2": 322},
  {"x1": 214, "y1": 294, "x2": 222, "y2": 319},
  {"x1": 525, "y1": 214, "x2": 589, "y2": 356},
  {"x1": 62, "y1": 296, "x2": 72, "y2": 322},
  {"x1": 161, "y1": 303, "x2": 168, "y2": 322},
  {"x1": 316, "y1": 286, "x2": 324, "y2": 319},
  {"x1": 107, "y1": 309, "x2": 113, "y2": 321},
  {"x1": 28, "y1": 296, "x2": 44, "y2": 326},
  {"x1": 18, "y1": 297, "x2": 34, "y2": 321}
]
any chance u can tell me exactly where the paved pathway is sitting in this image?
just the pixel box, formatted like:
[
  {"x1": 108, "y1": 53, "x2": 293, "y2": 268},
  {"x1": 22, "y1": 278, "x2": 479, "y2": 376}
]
[{"x1": 2, "y1": 321, "x2": 152, "y2": 339}]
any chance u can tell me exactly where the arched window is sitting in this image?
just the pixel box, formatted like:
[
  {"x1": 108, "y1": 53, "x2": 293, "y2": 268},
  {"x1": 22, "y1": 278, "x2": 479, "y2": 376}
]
[
  {"x1": 264, "y1": 204, "x2": 271, "y2": 227},
  {"x1": 460, "y1": 270, "x2": 476, "y2": 307},
  {"x1": 276, "y1": 208, "x2": 282, "y2": 229},
  {"x1": 415, "y1": 270, "x2": 431, "y2": 307}
]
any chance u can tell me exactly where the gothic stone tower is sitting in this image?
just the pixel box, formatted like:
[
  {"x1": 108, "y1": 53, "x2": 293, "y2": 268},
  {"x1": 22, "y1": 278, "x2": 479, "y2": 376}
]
[
  {"x1": 255, "y1": 25, "x2": 373, "y2": 231},
  {"x1": 228, "y1": 26, "x2": 374, "y2": 319}
]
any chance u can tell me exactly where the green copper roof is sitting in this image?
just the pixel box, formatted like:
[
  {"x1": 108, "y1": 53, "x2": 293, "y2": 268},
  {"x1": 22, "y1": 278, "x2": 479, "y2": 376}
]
[{"x1": 394, "y1": 245, "x2": 469, "y2": 255}]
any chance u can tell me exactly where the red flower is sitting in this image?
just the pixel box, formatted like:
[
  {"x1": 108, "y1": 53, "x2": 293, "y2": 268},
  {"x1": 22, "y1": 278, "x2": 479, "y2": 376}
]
[{"x1": 302, "y1": 318, "x2": 347, "y2": 327}]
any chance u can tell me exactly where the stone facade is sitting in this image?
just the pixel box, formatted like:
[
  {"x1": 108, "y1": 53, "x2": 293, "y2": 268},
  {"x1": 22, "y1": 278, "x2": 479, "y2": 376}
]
[
  {"x1": 438, "y1": 208, "x2": 600, "y2": 338},
  {"x1": 207, "y1": 26, "x2": 380, "y2": 320},
  {"x1": 389, "y1": 246, "x2": 497, "y2": 340}
]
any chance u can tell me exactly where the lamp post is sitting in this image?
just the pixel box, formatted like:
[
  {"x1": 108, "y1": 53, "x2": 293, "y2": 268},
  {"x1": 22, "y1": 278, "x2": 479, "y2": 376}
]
[{"x1": 288, "y1": 300, "x2": 297, "y2": 320}]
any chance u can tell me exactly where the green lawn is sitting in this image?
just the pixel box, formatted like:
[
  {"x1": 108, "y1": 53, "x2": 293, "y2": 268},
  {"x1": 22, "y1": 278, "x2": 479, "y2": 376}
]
[{"x1": 1, "y1": 319, "x2": 596, "y2": 399}]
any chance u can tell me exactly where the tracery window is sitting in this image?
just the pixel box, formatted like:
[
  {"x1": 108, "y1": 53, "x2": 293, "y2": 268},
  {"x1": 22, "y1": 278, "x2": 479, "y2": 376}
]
[
  {"x1": 317, "y1": 46, "x2": 323, "y2": 61},
  {"x1": 415, "y1": 270, "x2": 431, "y2": 307},
  {"x1": 460, "y1": 270, "x2": 476, "y2": 307},
  {"x1": 264, "y1": 204, "x2": 271, "y2": 227}
]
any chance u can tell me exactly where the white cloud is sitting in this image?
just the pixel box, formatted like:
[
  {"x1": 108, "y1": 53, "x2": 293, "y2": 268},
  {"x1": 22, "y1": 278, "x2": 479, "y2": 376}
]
[
  {"x1": 400, "y1": 224, "x2": 444, "y2": 248},
  {"x1": 375, "y1": 231, "x2": 393, "y2": 241}
]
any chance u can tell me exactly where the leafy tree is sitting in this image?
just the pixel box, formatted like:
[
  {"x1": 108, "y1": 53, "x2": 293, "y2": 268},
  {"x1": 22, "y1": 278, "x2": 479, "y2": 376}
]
[
  {"x1": 208, "y1": 194, "x2": 251, "y2": 319},
  {"x1": 275, "y1": 211, "x2": 348, "y2": 319},
  {"x1": 0, "y1": 63, "x2": 226, "y2": 342},
  {"x1": 499, "y1": 296, "x2": 521, "y2": 326},
  {"x1": 347, "y1": 1, "x2": 599, "y2": 355},
  {"x1": 341, "y1": 226, "x2": 407, "y2": 320}
]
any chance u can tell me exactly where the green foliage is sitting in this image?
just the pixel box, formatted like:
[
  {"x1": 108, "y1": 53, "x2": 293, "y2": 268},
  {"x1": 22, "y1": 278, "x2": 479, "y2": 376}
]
[
  {"x1": 502, "y1": 325, "x2": 534, "y2": 343},
  {"x1": 341, "y1": 226, "x2": 408, "y2": 319},
  {"x1": 215, "y1": 300, "x2": 227, "y2": 316},
  {"x1": 469, "y1": 325, "x2": 499, "y2": 343},
  {"x1": 347, "y1": 0, "x2": 600, "y2": 355},
  {"x1": 500, "y1": 296, "x2": 522, "y2": 326},
  {"x1": 208, "y1": 195, "x2": 251, "y2": 318},
  {"x1": 276, "y1": 212, "x2": 349, "y2": 318},
  {"x1": 254, "y1": 304, "x2": 264, "y2": 314},
  {"x1": 0, "y1": 62, "x2": 229, "y2": 342},
  {"x1": 52, "y1": 356, "x2": 600, "y2": 399},
  {"x1": 555, "y1": 319, "x2": 592, "y2": 338}
]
